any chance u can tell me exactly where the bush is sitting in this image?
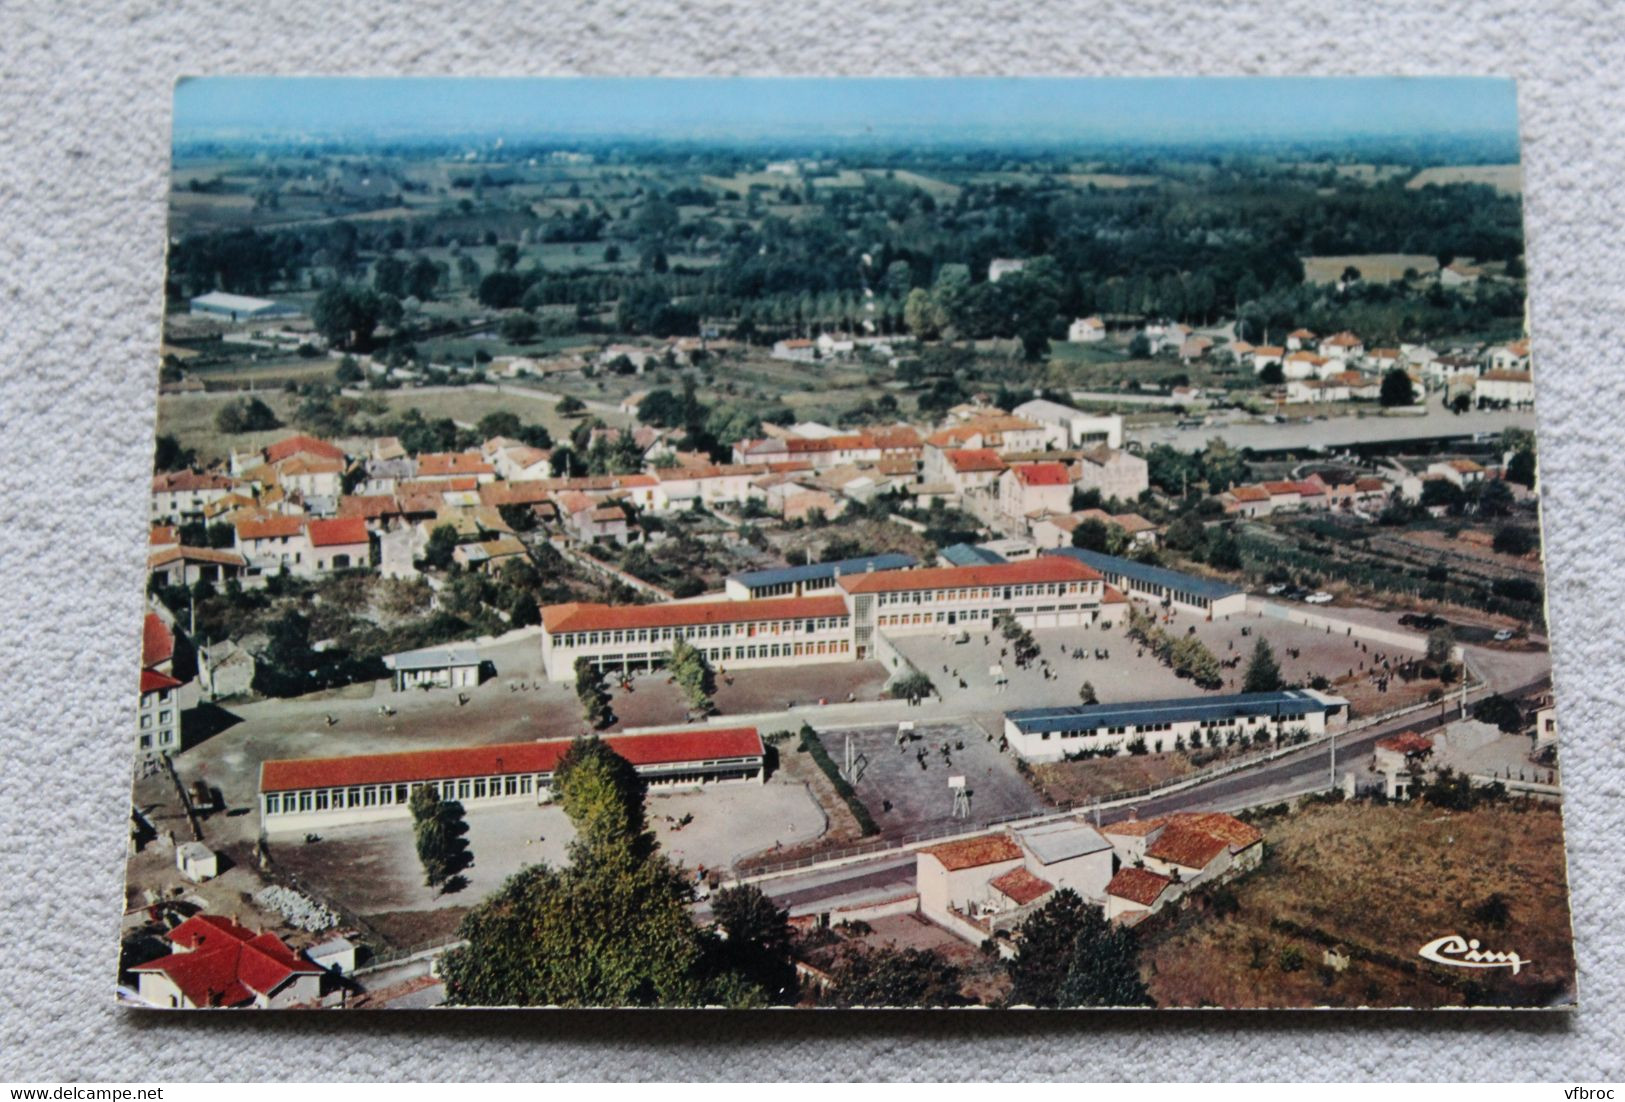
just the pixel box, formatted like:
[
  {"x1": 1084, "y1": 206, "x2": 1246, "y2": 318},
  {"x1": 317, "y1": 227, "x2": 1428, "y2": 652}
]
[{"x1": 798, "y1": 725, "x2": 879, "y2": 836}]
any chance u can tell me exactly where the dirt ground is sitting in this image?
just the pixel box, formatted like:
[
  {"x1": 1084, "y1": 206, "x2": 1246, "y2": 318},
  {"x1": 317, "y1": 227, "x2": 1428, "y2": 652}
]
[
  {"x1": 1028, "y1": 752, "x2": 1197, "y2": 806},
  {"x1": 1140, "y1": 799, "x2": 1576, "y2": 1009}
]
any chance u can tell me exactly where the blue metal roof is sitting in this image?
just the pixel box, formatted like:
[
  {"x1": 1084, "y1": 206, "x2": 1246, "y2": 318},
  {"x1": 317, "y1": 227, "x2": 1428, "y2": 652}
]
[
  {"x1": 1047, "y1": 547, "x2": 1240, "y2": 600},
  {"x1": 729, "y1": 552, "x2": 915, "y2": 590},
  {"x1": 1006, "y1": 689, "x2": 1342, "y2": 734},
  {"x1": 939, "y1": 543, "x2": 1006, "y2": 567}
]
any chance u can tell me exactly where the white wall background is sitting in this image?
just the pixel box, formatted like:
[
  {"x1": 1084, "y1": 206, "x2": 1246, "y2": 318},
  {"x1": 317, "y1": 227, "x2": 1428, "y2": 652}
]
[{"x1": 1, "y1": 0, "x2": 1621, "y2": 1081}]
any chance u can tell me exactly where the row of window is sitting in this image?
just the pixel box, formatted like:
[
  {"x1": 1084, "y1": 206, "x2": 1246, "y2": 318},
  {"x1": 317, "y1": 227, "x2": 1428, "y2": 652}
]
[
  {"x1": 875, "y1": 582, "x2": 1096, "y2": 606},
  {"x1": 138, "y1": 710, "x2": 174, "y2": 728},
  {"x1": 137, "y1": 730, "x2": 176, "y2": 749},
  {"x1": 554, "y1": 618, "x2": 850, "y2": 649},
  {"x1": 264, "y1": 774, "x2": 538, "y2": 815},
  {"x1": 1034, "y1": 714, "x2": 1309, "y2": 741}
]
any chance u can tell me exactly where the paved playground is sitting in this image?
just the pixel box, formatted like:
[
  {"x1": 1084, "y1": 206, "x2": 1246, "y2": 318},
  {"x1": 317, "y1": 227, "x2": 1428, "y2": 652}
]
[{"x1": 809, "y1": 718, "x2": 1048, "y2": 841}]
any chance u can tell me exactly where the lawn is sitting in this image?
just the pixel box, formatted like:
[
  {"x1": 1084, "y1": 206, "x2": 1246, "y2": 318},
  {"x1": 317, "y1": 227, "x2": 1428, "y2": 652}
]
[
  {"x1": 1406, "y1": 164, "x2": 1523, "y2": 196},
  {"x1": 1140, "y1": 799, "x2": 1576, "y2": 1008},
  {"x1": 156, "y1": 390, "x2": 304, "y2": 465}
]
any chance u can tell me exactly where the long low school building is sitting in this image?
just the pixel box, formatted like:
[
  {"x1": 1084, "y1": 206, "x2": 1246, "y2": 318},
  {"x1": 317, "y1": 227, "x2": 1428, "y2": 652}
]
[
  {"x1": 540, "y1": 595, "x2": 854, "y2": 682},
  {"x1": 1046, "y1": 547, "x2": 1246, "y2": 618},
  {"x1": 1003, "y1": 688, "x2": 1349, "y2": 762},
  {"x1": 840, "y1": 556, "x2": 1111, "y2": 649},
  {"x1": 258, "y1": 727, "x2": 765, "y2": 834}
]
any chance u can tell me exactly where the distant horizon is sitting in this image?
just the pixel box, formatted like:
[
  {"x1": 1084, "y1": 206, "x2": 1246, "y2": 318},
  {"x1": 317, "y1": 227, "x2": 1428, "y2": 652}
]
[{"x1": 173, "y1": 76, "x2": 1520, "y2": 152}]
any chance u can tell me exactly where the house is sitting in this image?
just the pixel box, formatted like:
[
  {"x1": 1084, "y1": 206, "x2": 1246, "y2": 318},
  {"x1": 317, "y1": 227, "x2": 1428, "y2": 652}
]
[
  {"x1": 1073, "y1": 446, "x2": 1149, "y2": 503},
  {"x1": 1374, "y1": 730, "x2": 1435, "y2": 800},
  {"x1": 148, "y1": 546, "x2": 249, "y2": 589},
  {"x1": 138, "y1": 662, "x2": 183, "y2": 757},
  {"x1": 1143, "y1": 321, "x2": 1191, "y2": 356},
  {"x1": 770, "y1": 338, "x2": 817, "y2": 362},
  {"x1": 234, "y1": 514, "x2": 308, "y2": 573},
  {"x1": 453, "y1": 536, "x2": 528, "y2": 574},
  {"x1": 384, "y1": 645, "x2": 483, "y2": 692},
  {"x1": 1032, "y1": 511, "x2": 1160, "y2": 552},
  {"x1": 199, "y1": 639, "x2": 255, "y2": 700},
  {"x1": 736, "y1": 427, "x2": 923, "y2": 470},
  {"x1": 1487, "y1": 339, "x2": 1532, "y2": 374},
  {"x1": 1427, "y1": 458, "x2": 1486, "y2": 488},
  {"x1": 1286, "y1": 328, "x2": 1317, "y2": 351},
  {"x1": 1281, "y1": 351, "x2": 1327, "y2": 380},
  {"x1": 1068, "y1": 316, "x2": 1106, "y2": 343},
  {"x1": 999, "y1": 462, "x2": 1074, "y2": 525},
  {"x1": 489, "y1": 444, "x2": 554, "y2": 481},
  {"x1": 557, "y1": 492, "x2": 635, "y2": 545},
  {"x1": 1250, "y1": 346, "x2": 1286, "y2": 374},
  {"x1": 1439, "y1": 261, "x2": 1483, "y2": 288},
  {"x1": 1366, "y1": 347, "x2": 1402, "y2": 372},
  {"x1": 1012, "y1": 401, "x2": 1123, "y2": 449},
  {"x1": 130, "y1": 914, "x2": 325, "y2": 1009},
  {"x1": 273, "y1": 456, "x2": 345, "y2": 500},
  {"x1": 1179, "y1": 335, "x2": 1213, "y2": 361},
  {"x1": 263, "y1": 434, "x2": 347, "y2": 468},
  {"x1": 1476, "y1": 370, "x2": 1535, "y2": 409},
  {"x1": 151, "y1": 470, "x2": 237, "y2": 524},
  {"x1": 304, "y1": 517, "x2": 371, "y2": 573},
  {"x1": 916, "y1": 834, "x2": 1024, "y2": 939},
  {"x1": 416, "y1": 452, "x2": 497, "y2": 484},
  {"x1": 987, "y1": 258, "x2": 1026, "y2": 283},
  {"x1": 925, "y1": 416, "x2": 1046, "y2": 455},
  {"x1": 1104, "y1": 867, "x2": 1176, "y2": 922},
  {"x1": 1320, "y1": 331, "x2": 1364, "y2": 360},
  {"x1": 1101, "y1": 811, "x2": 1265, "y2": 898}
]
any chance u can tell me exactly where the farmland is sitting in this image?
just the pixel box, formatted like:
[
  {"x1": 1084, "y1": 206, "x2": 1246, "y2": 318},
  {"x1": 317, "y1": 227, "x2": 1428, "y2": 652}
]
[{"x1": 1407, "y1": 164, "x2": 1524, "y2": 195}]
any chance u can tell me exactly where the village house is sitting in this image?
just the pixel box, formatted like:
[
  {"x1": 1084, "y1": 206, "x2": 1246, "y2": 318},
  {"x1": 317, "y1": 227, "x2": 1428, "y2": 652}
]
[
  {"x1": 304, "y1": 517, "x2": 371, "y2": 573},
  {"x1": 735, "y1": 427, "x2": 923, "y2": 470},
  {"x1": 1320, "y1": 331, "x2": 1364, "y2": 360},
  {"x1": 999, "y1": 462, "x2": 1075, "y2": 526},
  {"x1": 1072, "y1": 446, "x2": 1150, "y2": 503},
  {"x1": 148, "y1": 545, "x2": 249, "y2": 589},
  {"x1": 1250, "y1": 345, "x2": 1286, "y2": 374},
  {"x1": 151, "y1": 470, "x2": 238, "y2": 524},
  {"x1": 925, "y1": 415, "x2": 1047, "y2": 455},
  {"x1": 1282, "y1": 351, "x2": 1329, "y2": 381},
  {"x1": 1067, "y1": 316, "x2": 1106, "y2": 343},
  {"x1": 1486, "y1": 339, "x2": 1531, "y2": 374},
  {"x1": 131, "y1": 914, "x2": 326, "y2": 1009},
  {"x1": 1476, "y1": 369, "x2": 1535, "y2": 408},
  {"x1": 415, "y1": 451, "x2": 497, "y2": 484},
  {"x1": 1286, "y1": 328, "x2": 1317, "y2": 351},
  {"x1": 770, "y1": 338, "x2": 817, "y2": 362},
  {"x1": 488, "y1": 443, "x2": 554, "y2": 481},
  {"x1": 987, "y1": 258, "x2": 1026, "y2": 283},
  {"x1": 1031, "y1": 511, "x2": 1160, "y2": 552},
  {"x1": 1012, "y1": 401, "x2": 1123, "y2": 449},
  {"x1": 452, "y1": 535, "x2": 528, "y2": 574},
  {"x1": 1374, "y1": 730, "x2": 1435, "y2": 800},
  {"x1": 1427, "y1": 458, "x2": 1487, "y2": 488},
  {"x1": 137, "y1": 611, "x2": 182, "y2": 757}
]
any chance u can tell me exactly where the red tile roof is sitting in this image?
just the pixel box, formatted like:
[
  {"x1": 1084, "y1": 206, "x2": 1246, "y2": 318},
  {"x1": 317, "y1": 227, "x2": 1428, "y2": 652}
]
[
  {"x1": 838, "y1": 557, "x2": 1101, "y2": 595},
  {"x1": 152, "y1": 470, "x2": 235, "y2": 493},
  {"x1": 148, "y1": 546, "x2": 247, "y2": 569},
  {"x1": 945, "y1": 448, "x2": 1006, "y2": 474},
  {"x1": 264, "y1": 435, "x2": 346, "y2": 465},
  {"x1": 140, "y1": 668, "x2": 184, "y2": 694},
  {"x1": 1171, "y1": 812, "x2": 1263, "y2": 850},
  {"x1": 141, "y1": 612, "x2": 174, "y2": 669},
  {"x1": 990, "y1": 866, "x2": 1053, "y2": 906},
  {"x1": 1481, "y1": 369, "x2": 1532, "y2": 383},
  {"x1": 1106, "y1": 867, "x2": 1173, "y2": 907},
  {"x1": 921, "y1": 833, "x2": 1022, "y2": 871},
  {"x1": 305, "y1": 516, "x2": 369, "y2": 547},
  {"x1": 1227, "y1": 486, "x2": 1270, "y2": 503},
  {"x1": 418, "y1": 452, "x2": 495, "y2": 478},
  {"x1": 131, "y1": 915, "x2": 323, "y2": 1007},
  {"x1": 261, "y1": 728, "x2": 764, "y2": 793},
  {"x1": 542, "y1": 595, "x2": 847, "y2": 634},
  {"x1": 150, "y1": 525, "x2": 178, "y2": 546},
  {"x1": 1013, "y1": 462, "x2": 1071, "y2": 487},
  {"x1": 235, "y1": 515, "x2": 304, "y2": 541},
  {"x1": 337, "y1": 494, "x2": 402, "y2": 520},
  {"x1": 1145, "y1": 822, "x2": 1232, "y2": 870}
]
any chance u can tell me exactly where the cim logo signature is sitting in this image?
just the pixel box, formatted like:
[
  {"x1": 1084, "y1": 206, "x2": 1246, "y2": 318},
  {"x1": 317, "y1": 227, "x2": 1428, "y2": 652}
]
[{"x1": 1418, "y1": 934, "x2": 1531, "y2": 975}]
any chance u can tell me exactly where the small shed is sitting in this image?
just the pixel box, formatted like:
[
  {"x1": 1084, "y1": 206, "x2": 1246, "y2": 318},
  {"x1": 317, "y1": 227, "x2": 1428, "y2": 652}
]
[
  {"x1": 175, "y1": 841, "x2": 219, "y2": 883},
  {"x1": 384, "y1": 645, "x2": 483, "y2": 692},
  {"x1": 307, "y1": 936, "x2": 359, "y2": 976}
]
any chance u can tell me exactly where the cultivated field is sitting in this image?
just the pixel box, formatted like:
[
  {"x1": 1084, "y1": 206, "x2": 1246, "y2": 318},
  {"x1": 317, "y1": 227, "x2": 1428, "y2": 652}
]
[
  {"x1": 1301, "y1": 253, "x2": 1440, "y2": 285},
  {"x1": 1406, "y1": 164, "x2": 1523, "y2": 195},
  {"x1": 1141, "y1": 799, "x2": 1576, "y2": 1008}
]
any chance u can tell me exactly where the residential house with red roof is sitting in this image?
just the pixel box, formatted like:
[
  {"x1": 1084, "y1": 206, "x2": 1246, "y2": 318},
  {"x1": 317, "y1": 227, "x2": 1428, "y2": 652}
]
[
  {"x1": 305, "y1": 516, "x2": 371, "y2": 573},
  {"x1": 998, "y1": 461, "x2": 1074, "y2": 526},
  {"x1": 130, "y1": 914, "x2": 326, "y2": 1009},
  {"x1": 151, "y1": 470, "x2": 238, "y2": 524},
  {"x1": 137, "y1": 612, "x2": 182, "y2": 757},
  {"x1": 258, "y1": 727, "x2": 767, "y2": 834}
]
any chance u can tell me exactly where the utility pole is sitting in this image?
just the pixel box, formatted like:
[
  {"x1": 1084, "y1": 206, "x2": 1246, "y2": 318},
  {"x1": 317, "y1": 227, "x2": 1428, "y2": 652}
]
[{"x1": 1329, "y1": 728, "x2": 1337, "y2": 793}]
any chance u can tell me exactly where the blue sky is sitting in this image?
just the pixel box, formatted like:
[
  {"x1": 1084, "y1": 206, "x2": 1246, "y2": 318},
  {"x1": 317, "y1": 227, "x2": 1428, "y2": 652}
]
[{"x1": 174, "y1": 76, "x2": 1518, "y2": 144}]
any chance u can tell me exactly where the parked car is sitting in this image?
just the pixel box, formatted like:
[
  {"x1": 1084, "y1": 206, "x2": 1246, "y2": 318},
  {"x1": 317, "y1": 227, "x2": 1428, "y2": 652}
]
[
  {"x1": 1305, "y1": 592, "x2": 1334, "y2": 604},
  {"x1": 1493, "y1": 628, "x2": 1515, "y2": 642},
  {"x1": 1264, "y1": 583, "x2": 1287, "y2": 595}
]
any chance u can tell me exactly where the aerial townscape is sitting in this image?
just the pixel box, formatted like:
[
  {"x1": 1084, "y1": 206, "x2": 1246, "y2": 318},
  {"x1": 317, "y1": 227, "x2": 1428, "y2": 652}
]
[{"x1": 121, "y1": 77, "x2": 1574, "y2": 1012}]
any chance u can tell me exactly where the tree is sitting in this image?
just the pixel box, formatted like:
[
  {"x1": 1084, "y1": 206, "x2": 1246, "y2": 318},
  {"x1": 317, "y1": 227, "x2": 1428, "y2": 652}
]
[
  {"x1": 1492, "y1": 524, "x2": 1537, "y2": 556},
  {"x1": 334, "y1": 355, "x2": 364, "y2": 384},
  {"x1": 1078, "y1": 681, "x2": 1098, "y2": 705},
  {"x1": 574, "y1": 658, "x2": 614, "y2": 730},
  {"x1": 214, "y1": 396, "x2": 281, "y2": 434},
  {"x1": 1258, "y1": 360, "x2": 1285, "y2": 386},
  {"x1": 477, "y1": 411, "x2": 523, "y2": 440},
  {"x1": 669, "y1": 637, "x2": 716, "y2": 716},
  {"x1": 439, "y1": 740, "x2": 711, "y2": 1007},
  {"x1": 705, "y1": 884, "x2": 797, "y2": 1003},
  {"x1": 1005, "y1": 890, "x2": 1151, "y2": 1007},
  {"x1": 890, "y1": 670, "x2": 936, "y2": 703},
  {"x1": 1071, "y1": 519, "x2": 1112, "y2": 554},
  {"x1": 409, "y1": 786, "x2": 470, "y2": 889},
  {"x1": 153, "y1": 434, "x2": 195, "y2": 472},
  {"x1": 499, "y1": 313, "x2": 540, "y2": 343},
  {"x1": 1505, "y1": 448, "x2": 1537, "y2": 490},
  {"x1": 557, "y1": 396, "x2": 586, "y2": 417},
  {"x1": 311, "y1": 284, "x2": 384, "y2": 349},
  {"x1": 420, "y1": 523, "x2": 459, "y2": 570},
  {"x1": 1242, "y1": 638, "x2": 1283, "y2": 693},
  {"x1": 1426, "y1": 626, "x2": 1455, "y2": 666},
  {"x1": 824, "y1": 944, "x2": 965, "y2": 1008},
  {"x1": 1379, "y1": 367, "x2": 1415, "y2": 408}
]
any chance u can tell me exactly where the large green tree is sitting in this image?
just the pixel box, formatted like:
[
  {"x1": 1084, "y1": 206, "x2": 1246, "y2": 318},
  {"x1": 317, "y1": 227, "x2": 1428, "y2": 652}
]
[
  {"x1": 1005, "y1": 890, "x2": 1152, "y2": 1007},
  {"x1": 1242, "y1": 638, "x2": 1284, "y2": 693}
]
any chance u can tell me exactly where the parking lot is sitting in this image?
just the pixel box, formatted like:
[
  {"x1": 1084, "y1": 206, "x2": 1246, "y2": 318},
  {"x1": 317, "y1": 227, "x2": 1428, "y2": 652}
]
[{"x1": 809, "y1": 717, "x2": 1048, "y2": 841}]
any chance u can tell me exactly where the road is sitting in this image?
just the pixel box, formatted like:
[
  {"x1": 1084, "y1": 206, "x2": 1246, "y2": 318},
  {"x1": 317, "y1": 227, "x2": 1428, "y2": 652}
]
[{"x1": 751, "y1": 671, "x2": 1552, "y2": 915}]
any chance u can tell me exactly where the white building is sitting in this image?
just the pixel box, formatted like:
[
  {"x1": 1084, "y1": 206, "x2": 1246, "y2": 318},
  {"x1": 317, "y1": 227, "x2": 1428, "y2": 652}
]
[
  {"x1": 131, "y1": 914, "x2": 324, "y2": 1009},
  {"x1": 1072, "y1": 446, "x2": 1149, "y2": 504},
  {"x1": 1004, "y1": 688, "x2": 1349, "y2": 763},
  {"x1": 1012, "y1": 400, "x2": 1123, "y2": 449},
  {"x1": 987, "y1": 258, "x2": 1027, "y2": 283},
  {"x1": 189, "y1": 292, "x2": 302, "y2": 322},
  {"x1": 1068, "y1": 316, "x2": 1107, "y2": 343}
]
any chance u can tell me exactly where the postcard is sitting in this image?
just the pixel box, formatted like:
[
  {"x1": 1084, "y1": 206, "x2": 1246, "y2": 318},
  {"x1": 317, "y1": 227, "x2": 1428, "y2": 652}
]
[{"x1": 123, "y1": 76, "x2": 1573, "y2": 1010}]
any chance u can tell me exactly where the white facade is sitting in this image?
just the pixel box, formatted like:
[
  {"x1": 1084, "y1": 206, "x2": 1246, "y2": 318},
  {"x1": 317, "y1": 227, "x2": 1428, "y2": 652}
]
[
  {"x1": 1012, "y1": 401, "x2": 1124, "y2": 449},
  {"x1": 1073, "y1": 448, "x2": 1149, "y2": 504}
]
